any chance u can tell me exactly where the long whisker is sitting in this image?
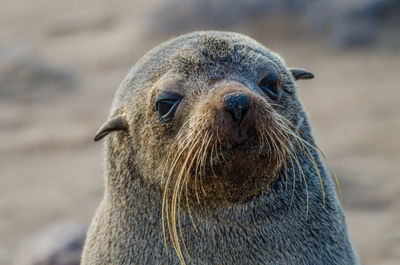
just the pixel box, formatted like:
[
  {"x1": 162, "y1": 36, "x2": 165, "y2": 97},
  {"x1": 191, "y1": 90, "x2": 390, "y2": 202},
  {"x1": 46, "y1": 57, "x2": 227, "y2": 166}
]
[
  {"x1": 278, "y1": 119, "x2": 331, "y2": 208},
  {"x1": 170, "y1": 117, "x2": 212, "y2": 264},
  {"x1": 179, "y1": 141, "x2": 205, "y2": 263},
  {"x1": 171, "y1": 133, "x2": 203, "y2": 264},
  {"x1": 162, "y1": 136, "x2": 189, "y2": 252},
  {"x1": 275, "y1": 114, "x2": 334, "y2": 217},
  {"x1": 294, "y1": 129, "x2": 343, "y2": 208},
  {"x1": 184, "y1": 147, "x2": 203, "y2": 233},
  {"x1": 274, "y1": 125, "x2": 310, "y2": 219},
  {"x1": 161, "y1": 119, "x2": 204, "y2": 256},
  {"x1": 216, "y1": 127, "x2": 226, "y2": 163},
  {"x1": 199, "y1": 131, "x2": 214, "y2": 196}
]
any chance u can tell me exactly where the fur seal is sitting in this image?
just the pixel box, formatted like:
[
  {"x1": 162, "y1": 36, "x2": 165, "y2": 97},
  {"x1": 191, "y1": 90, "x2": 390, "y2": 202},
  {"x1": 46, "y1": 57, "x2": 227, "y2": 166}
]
[{"x1": 81, "y1": 31, "x2": 359, "y2": 264}]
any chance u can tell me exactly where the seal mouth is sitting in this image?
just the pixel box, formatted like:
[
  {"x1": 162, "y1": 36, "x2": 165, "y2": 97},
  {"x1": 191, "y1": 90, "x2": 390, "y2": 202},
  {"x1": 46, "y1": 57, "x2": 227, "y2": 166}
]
[
  {"x1": 214, "y1": 139, "x2": 263, "y2": 163},
  {"x1": 222, "y1": 140, "x2": 248, "y2": 152},
  {"x1": 230, "y1": 143, "x2": 245, "y2": 151}
]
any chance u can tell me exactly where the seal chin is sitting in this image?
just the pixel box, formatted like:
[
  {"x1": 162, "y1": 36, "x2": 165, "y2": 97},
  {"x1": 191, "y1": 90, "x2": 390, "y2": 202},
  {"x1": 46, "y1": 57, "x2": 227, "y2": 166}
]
[{"x1": 184, "y1": 140, "x2": 284, "y2": 204}]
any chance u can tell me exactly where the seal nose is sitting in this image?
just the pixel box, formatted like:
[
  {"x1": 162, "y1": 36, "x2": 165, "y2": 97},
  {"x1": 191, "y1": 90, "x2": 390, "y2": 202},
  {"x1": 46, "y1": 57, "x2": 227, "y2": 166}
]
[{"x1": 223, "y1": 92, "x2": 249, "y2": 125}]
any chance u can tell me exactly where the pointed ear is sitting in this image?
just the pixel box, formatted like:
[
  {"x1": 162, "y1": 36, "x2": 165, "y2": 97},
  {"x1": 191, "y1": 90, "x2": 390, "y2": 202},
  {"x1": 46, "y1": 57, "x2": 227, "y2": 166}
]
[
  {"x1": 94, "y1": 115, "x2": 129, "y2": 142},
  {"x1": 290, "y1": 68, "x2": 314, "y2": 81}
]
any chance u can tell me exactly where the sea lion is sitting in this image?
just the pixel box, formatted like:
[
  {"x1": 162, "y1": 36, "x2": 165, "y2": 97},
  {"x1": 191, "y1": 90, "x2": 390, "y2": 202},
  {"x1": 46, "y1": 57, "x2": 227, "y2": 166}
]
[{"x1": 81, "y1": 31, "x2": 359, "y2": 265}]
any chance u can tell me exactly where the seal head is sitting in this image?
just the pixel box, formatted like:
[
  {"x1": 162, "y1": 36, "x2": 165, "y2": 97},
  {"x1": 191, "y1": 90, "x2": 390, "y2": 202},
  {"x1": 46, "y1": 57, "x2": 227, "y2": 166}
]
[{"x1": 85, "y1": 31, "x2": 359, "y2": 265}]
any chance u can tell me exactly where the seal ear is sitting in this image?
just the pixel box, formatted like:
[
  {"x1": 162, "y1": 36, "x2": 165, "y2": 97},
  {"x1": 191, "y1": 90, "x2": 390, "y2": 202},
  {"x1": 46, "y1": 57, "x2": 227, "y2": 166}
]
[
  {"x1": 290, "y1": 68, "x2": 314, "y2": 81},
  {"x1": 94, "y1": 115, "x2": 129, "y2": 142}
]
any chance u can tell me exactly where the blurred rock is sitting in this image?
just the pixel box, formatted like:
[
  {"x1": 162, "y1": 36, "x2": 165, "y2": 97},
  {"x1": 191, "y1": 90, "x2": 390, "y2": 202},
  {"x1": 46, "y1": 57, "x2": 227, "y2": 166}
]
[
  {"x1": 306, "y1": 0, "x2": 400, "y2": 48},
  {"x1": 150, "y1": 0, "x2": 310, "y2": 33},
  {"x1": 0, "y1": 45, "x2": 77, "y2": 103},
  {"x1": 13, "y1": 222, "x2": 86, "y2": 265},
  {"x1": 150, "y1": 0, "x2": 400, "y2": 49},
  {"x1": 332, "y1": 0, "x2": 400, "y2": 48}
]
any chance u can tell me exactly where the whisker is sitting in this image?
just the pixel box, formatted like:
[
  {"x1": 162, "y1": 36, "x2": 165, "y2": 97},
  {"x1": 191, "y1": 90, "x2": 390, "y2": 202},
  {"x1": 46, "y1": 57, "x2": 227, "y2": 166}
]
[
  {"x1": 161, "y1": 121, "x2": 204, "y2": 258},
  {"x1": 279, "y1": 121, "x2": 330, "y2": 208},
  {"x1": 199, "y1": 131, "x2": 214, "y2": 196},
  {"x1": 171, "y1": 134, "x2": 203, "y2": 264}
]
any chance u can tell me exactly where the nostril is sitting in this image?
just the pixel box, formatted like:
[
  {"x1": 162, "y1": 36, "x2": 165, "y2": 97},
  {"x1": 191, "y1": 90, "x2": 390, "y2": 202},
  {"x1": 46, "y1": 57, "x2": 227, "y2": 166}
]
[{"x1": 223, "y1": 92, "x2": 249, "y2": 125}]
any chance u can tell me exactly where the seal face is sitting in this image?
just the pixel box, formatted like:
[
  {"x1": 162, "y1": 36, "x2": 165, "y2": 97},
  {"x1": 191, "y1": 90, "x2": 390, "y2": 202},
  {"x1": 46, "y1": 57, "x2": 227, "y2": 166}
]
[
  {"x1": 85, "y1": 31, "x2": 359, "y2": 265},
  {"x1": 121, "y1": 34, "x2": 300, "y2": 204}
]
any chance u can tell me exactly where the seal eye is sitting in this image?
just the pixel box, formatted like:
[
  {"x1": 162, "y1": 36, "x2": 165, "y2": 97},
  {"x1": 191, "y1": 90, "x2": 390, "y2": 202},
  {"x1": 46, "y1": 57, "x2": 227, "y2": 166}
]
[
  {"x1": 258, "y1": 73, "x2": 282, "y2": 100},
  {"x1": 155, "y1": 93, "x2": 182, "y2": 122}
]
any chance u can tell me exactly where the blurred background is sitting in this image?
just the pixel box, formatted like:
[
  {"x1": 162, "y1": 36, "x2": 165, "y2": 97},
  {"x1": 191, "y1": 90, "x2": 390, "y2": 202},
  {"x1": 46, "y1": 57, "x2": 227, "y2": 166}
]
[{"x1": 0, "y1": 0, "x2": 399, "y2": 264}]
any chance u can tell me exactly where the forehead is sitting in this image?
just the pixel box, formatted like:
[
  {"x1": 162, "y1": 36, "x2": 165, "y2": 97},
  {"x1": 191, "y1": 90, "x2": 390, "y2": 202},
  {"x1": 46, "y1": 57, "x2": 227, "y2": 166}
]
[
  {"x1": 168, "y1": 33, "x2": 279, "y2": 80},
  {"x1": 121, "y1": 32, "x2": 290, "y2": 98}
]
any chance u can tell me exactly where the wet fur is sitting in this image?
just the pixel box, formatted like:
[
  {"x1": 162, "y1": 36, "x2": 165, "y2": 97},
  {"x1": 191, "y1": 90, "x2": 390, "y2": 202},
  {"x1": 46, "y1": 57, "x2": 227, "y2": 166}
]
[{"x1": 81, "y1": 31, "x2": 359, "y2": 264}]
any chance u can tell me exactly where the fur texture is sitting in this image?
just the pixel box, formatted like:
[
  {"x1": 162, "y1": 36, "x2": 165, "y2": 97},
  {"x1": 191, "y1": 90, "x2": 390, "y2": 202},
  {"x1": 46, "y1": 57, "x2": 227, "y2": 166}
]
[{"x1": 81, "y1": 31, "x2": 359, "y2": 265}]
